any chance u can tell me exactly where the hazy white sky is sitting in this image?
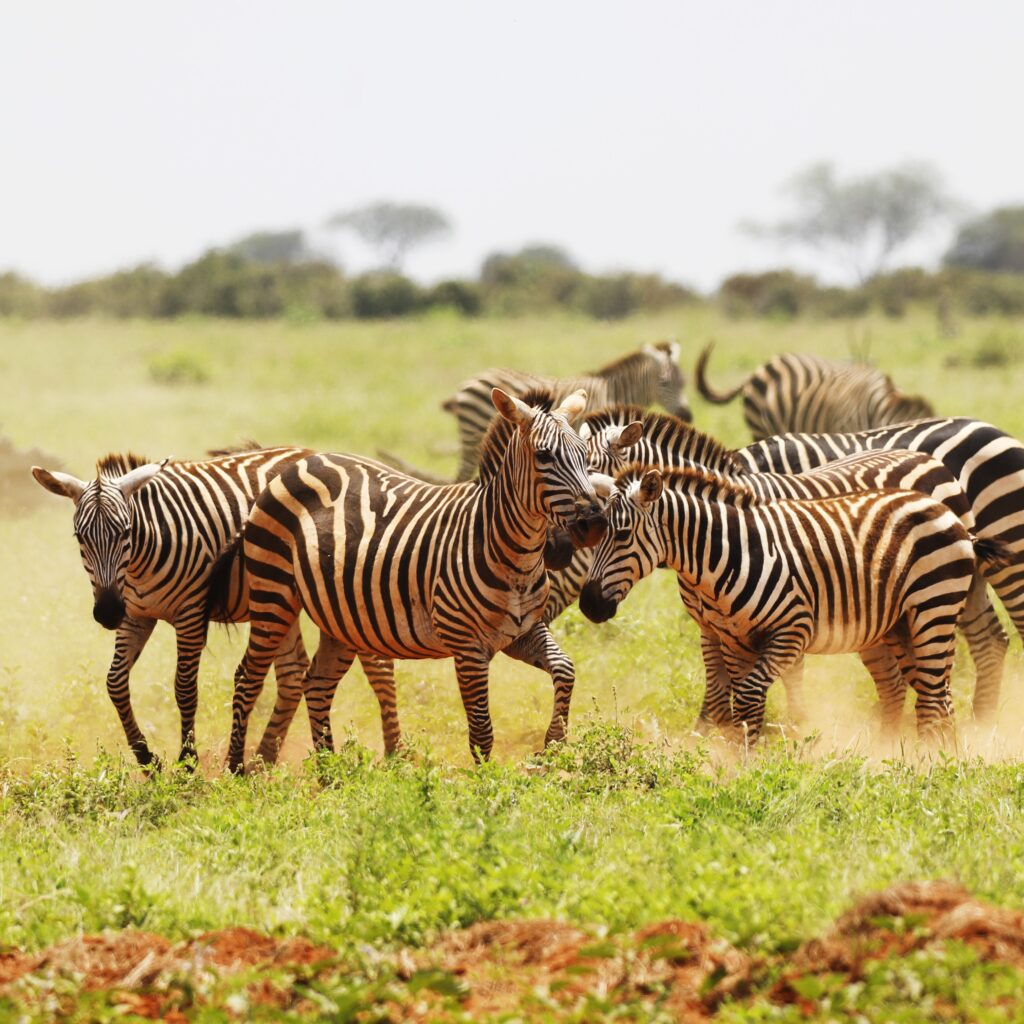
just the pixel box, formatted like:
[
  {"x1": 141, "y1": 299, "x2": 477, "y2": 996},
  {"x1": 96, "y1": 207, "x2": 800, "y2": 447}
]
[{"x1": 2, "y1": 0, "x2": 1021, "y2": 290}]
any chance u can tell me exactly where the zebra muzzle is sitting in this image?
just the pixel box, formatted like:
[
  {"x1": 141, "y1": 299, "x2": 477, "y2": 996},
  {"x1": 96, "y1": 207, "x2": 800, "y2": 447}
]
[
  {"x1": 93, "y1": 589, "x2": 126, "y2": 630},
  {"x1": 566, "y1": 501, "x2": 608, "y2": 549},
  {"x1": 579, "y1": 580, "x2": 618, "y2": 623}
]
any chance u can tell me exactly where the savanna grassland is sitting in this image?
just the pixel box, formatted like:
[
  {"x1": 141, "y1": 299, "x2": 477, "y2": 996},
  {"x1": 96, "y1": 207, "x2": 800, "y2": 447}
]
[{"x1": 3, "y1": 309, "x2": 1024, "y2": 1021}]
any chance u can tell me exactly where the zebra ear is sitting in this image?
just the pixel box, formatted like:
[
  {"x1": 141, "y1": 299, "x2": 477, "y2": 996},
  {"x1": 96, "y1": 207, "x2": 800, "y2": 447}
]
[
  {"x1": 553, "y1": 389, "x2": 587, "y2": 422},
  {"x1": 32, "y1": 466, "x2": 87, "y2": 504},
  {"x1": 117, "y1": 458, "x2": 170, "y2": 499},
  {"x1": 611, "y1": 421, "x2": 644, "y2": 453},
  {"x1": 492, "y1": 388, "x2": 536, "y2": 427},
  {"x1": 589, "y1": 473, "x2": 617, "y2": 499},
  {"x1": 636, "y1": 470, "x2": 663, "y2": 507},
  {"x1": 578, "y1": 421, "x2": 592, "y2": 441}
]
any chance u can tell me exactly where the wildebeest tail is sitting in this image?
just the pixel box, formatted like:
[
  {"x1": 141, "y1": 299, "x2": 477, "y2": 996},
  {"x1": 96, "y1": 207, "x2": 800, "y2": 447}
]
[{"x1": 694, "y1": 342, "x2": 745, "y2": 405}]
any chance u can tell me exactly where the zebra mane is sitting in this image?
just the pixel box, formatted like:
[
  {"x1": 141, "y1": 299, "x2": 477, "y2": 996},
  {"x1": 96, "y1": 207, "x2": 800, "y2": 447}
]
[
  {"x1": 477, "y1": 387, "x2": 558, "y2": 483},
  {"x1": 206, "y1": 439, "x2": 263, "y2": 456},
  {"x1": 581, "y1": 405, "x2": 743, "y2": 473},
  {"x1": 590, "y1": 347, "x2": 653, "y2": 379},
  {"x1": 615, "y1": 463, "x2": 756, "y2": 505},
  {"x1": 96, "y1": 452, "x2": 150, "y2": 479}
]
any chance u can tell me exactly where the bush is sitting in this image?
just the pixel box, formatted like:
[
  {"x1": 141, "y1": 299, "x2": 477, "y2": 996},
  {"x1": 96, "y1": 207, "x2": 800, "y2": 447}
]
[
  {"x1": 811, "y1": 286, "x2": 872, "y2": 319},
  {"x1": 954, "y1": 271, "x2": 1024, "y2": 316},
  {"x1": 581, "y1": 274, "x2": 642, "y2": 320},
  {"x1": 426, "y1": 279, "x2": 482, "y2": 316},
  {"x1": 147, "y1": 347, "x2": 211, "y2": 385},
  {"x1": 350, "y1": 272, "x2": 423, "y2": 318},
  {"x1": 719, "y1": 270, "x2": 818, "y2": 319},
  {"x1": 864, "y1": 268, "x2": 940, "y2": 318},
  {"x1": 0, "y1": 273, "x2": 45, "y2": 317}
]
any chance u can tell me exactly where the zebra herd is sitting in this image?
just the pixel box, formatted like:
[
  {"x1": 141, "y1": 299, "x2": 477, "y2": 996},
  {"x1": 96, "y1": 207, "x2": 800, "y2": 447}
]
[{"x1": 32, "y1": 344, "x2": 1024, "y2": 770}]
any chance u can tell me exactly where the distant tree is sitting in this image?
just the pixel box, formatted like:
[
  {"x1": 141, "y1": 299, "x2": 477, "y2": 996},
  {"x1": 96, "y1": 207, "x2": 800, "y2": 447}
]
[
  {"x1": 944, "y1": 206, "x2": 1024, "y2": 274},
  {"x1": 479, "y1": 243, "x2": 576, "y2": 287},
  {"x1": 325, "y1": 202, "x2": 451, "y2": 271},
  {"x1": 227, "y1": 229, "x2": 322, "y2": 265},
  {"x1": 743, "y1": 162, "x2": 959, "y2": 283}
]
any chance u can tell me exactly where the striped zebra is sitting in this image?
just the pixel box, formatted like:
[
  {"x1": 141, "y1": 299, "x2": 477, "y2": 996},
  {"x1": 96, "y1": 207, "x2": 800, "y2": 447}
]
[
  {"x1": 206, "y1": 388, "x2": 606, "y2": 771},
  {"x1": 443, "y1": 341, "x2": 690, "y2": 481},
  {"x1": 579, "y1": 466, "x2": 1008, "y2": 744},
  {"x1": 32, "y1": 448, "x2": 399, "y2": 768},
  {"x1": 735, "y1": 417, "x2": 1024, "y2": 721},
  {"x1": 695, "y1": 345, "x2": 934, "y2": 439},
  {"x1": 577, "y1": 405, "x2": 1007, "y2": 722}
]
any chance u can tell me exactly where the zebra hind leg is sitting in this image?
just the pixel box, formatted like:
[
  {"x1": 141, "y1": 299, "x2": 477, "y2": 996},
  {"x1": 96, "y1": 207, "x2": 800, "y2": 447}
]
[
  {"x1": 303, "y1": 633, "x2": 358, "y2": 755},
  {"x1": 860, "y1": 644, "x2": 906, "y2": 741},
  {"x1": 696, "y1": 633, "x2": 733, "y2": 734},
  {"x1": 503, "y1": 622, "x2": 575, "y2": 748},
  {"x1": 227, "y1": 598, "x2": 301, "y2": 774},
  {"x1": 779, "y1": 656, "x2": 808, "y2": 726},
  {"x1": 727, "y1": 641, "x2": 804, "y2": 748},
  {"x1": 255, "y1": 621, "x2": 310, "y2": 765},
  {"x1": 358, "y1": 654, "x2": 402, "y2": 755},
  {"x1": 959, "y1": 577, "x2": 1008, "y2": 725},
  {"x1": 106, "y1": 615, "x2": 158, "y2": 770},
  {"x1": 453, "y1": 650, "x2": 495, "y2": 762},
  {"x1": 896, "y1": 609, "x2": 959, "y2": 750}
]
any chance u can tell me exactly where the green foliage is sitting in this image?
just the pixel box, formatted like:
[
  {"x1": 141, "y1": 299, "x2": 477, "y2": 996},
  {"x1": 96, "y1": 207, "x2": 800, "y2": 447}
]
[
  {"x1": 945, "y1": 205, "x2": 1024, "y2": 274},
  {"x1": 226, "y1": 229, "x2": 323, "y2": 266},
  {"x1": 426, "y1": 278, "x2": 482, "y2": 316},
  {"x1": 147, "y1": 346, "x2": 212, "y2": 385},
  {"x1": 719, "y1": 270, "x2": 818, "y2": 319},
  {"x1": 350, "y1": 271, "x2": 424, "y2": 318},
  {"x1": 0, "y1": 271, "x2": 45, "y2": 316},
  {"x1": 945, "y1": 328, "x2": 1024, "y2": 370}
]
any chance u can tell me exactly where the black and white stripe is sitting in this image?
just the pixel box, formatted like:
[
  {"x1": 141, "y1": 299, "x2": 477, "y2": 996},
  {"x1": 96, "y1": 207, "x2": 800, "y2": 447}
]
[
  {"x1": 443, "y1": 341, "x2": 690, "y2": 481},
  {"x1": 580, "y1": 466, "x2": 1002, "y2": 744},
  {"x1": 736, "y1": 416, "x2": 1024, "y2": 720},
  {"x1": 207, "y1": 389, "x2": 606, "y2": 771},
  {"x1": 695, "y1": 345, "x2": 933, "y2": 439},
  {"x1": 578, "y1": 406, "x2": 1007, "y2": 722},
  {"x1": 33, "y1": 447, "x2": 399, "y2": 767}
]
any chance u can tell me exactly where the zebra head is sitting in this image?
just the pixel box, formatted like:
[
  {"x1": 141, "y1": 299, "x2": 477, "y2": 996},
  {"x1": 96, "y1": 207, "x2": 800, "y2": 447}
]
[
  {"x1": 578, "y1": 417, "x2": 645, "y2": 476},
  {"x1": 32, "y1": 458, "x2": 167, "y2": 629},
  {"x1": 579, "y1": 469, "x2": 665, "y2": 623},
  {"x1": 645, "y1": 341, "x2": 692, "y2": 422},
  {"x1": 490, "y1": 387, "x2": 608, "y2": 548}
]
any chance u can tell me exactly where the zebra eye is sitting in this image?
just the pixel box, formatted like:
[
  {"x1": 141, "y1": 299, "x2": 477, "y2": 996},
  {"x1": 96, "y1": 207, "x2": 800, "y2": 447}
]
[{"x1": 535, "y1": 448, "x2": 555, "y2": 464}]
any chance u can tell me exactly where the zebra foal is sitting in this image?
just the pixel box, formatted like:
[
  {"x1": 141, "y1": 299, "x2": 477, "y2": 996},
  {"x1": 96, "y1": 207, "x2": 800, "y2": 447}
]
[
  {"x1": 695, "y1": 345, "x2": 933, "y2": 439},
  {"x1": 580, "y1": 466, "x2": 1007, "y2": 745},
  {"x1": 207, "y1": 388, "x2": 606, "y2": 772},
  {"x1": 33, "y1": 447, "x2": 399, "y2": 767}
]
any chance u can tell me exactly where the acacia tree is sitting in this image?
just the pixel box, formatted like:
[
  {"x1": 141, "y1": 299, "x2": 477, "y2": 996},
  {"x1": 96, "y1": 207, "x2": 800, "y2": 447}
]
[
  {"x1": 325, "y1": 202, "x2": 451, "y2": 271},
  {"x1": 743, "y1": 162, "x2": 959, "y2": 283}
]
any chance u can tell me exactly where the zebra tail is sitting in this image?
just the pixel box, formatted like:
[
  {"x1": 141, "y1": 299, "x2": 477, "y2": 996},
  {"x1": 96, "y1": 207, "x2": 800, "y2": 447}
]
[
  {"x1": 974, "y1": 536, "x2": 1016, "y2": 573},
  {"x1": 205, "y1": 532, "x2": 245, "y2": 627},
  {"x1": 694, "y1": 342, "x2": 745, "y2": 405}
]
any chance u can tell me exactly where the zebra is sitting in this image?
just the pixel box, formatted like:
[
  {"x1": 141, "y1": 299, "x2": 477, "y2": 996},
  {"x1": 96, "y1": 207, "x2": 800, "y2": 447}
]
[
  {"x1": 32, "y1": 447, "x2": 400, "y2": 768},
  {"x1": 442, "y1": 340, "x2": 690, "y2": 481},
  {"x1": 577, "y1": 405, "x2": 1008, "y2": 722},
  {"x1": 579, "y1": 465, "x2": 1009, "y2": 744},
  {"x1": 205, "y1": 388, "x2": 607, "y2": 772},
  {"x1": 694, "y1": 345, "x2": 934, "y2": 439},
  {"x1": 735, "y1": 417, "x2": 1024, "y2": 721}
]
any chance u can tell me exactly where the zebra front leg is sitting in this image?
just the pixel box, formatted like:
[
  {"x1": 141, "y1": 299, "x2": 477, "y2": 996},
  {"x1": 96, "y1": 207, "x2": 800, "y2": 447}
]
[
  {"x1": 728, "y1": 642, "x2": 805, "y2": 747},
  {"x1": 780, "y1": 656, "x2": 807, "y2": 725},
  {"x1": 860, "y1": 644, "x2": 906, "y2": 740},
  {"x1": 696, "y1": 632, "x2": 732, "y2": 733},
  {"x1": 453, "y1": 650, "x2": 495, "y2": 762},
  {"x1": 503, "y1": 622, "x2": 575, "y2": 747},
  {"x1": 106, "y1": 615, "x2": 158, "y2": 769},
  {"x1": 303, "y1": 634, "x2": 357, "y2": 754},
  {"x1": 255, "y1": 621, "x2": 310, "y2": 764},
  {"x1": 358, "y1": 654, "x2": 402, "y2": 754},
  {"x1": 959, "y1": 578, "x2": 1008, "y2": 724},
  {"x1": 172, "y1": 609, "x2": 210, "y2": 767}
]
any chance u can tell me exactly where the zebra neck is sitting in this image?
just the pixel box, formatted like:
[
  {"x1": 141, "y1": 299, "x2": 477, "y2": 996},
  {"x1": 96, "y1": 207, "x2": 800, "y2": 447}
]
[
  {"x1": 478, "y1": 453, "x2": 548, "y2": 575},
  {"x1": 661, "y1": 492, "x2": 748, "y2": 590}
]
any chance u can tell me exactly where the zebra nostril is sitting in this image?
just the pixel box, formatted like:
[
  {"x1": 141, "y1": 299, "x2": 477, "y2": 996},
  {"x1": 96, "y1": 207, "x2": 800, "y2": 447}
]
[{"x1": 579, "y1": 580, "x2": 618, "y2": 623}]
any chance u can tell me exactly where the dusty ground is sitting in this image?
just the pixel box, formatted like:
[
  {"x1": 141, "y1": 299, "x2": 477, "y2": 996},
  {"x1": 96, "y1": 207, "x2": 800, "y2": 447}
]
[{"x1": 2, "y1": 881, "x2": 1023, "y2": 1020}]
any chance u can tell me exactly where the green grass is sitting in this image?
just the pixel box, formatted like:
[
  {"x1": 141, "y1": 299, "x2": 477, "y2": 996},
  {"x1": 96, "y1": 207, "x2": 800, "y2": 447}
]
[{"x1": 3, "y1": 308, "x2": 1024, "y2": 1019}]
